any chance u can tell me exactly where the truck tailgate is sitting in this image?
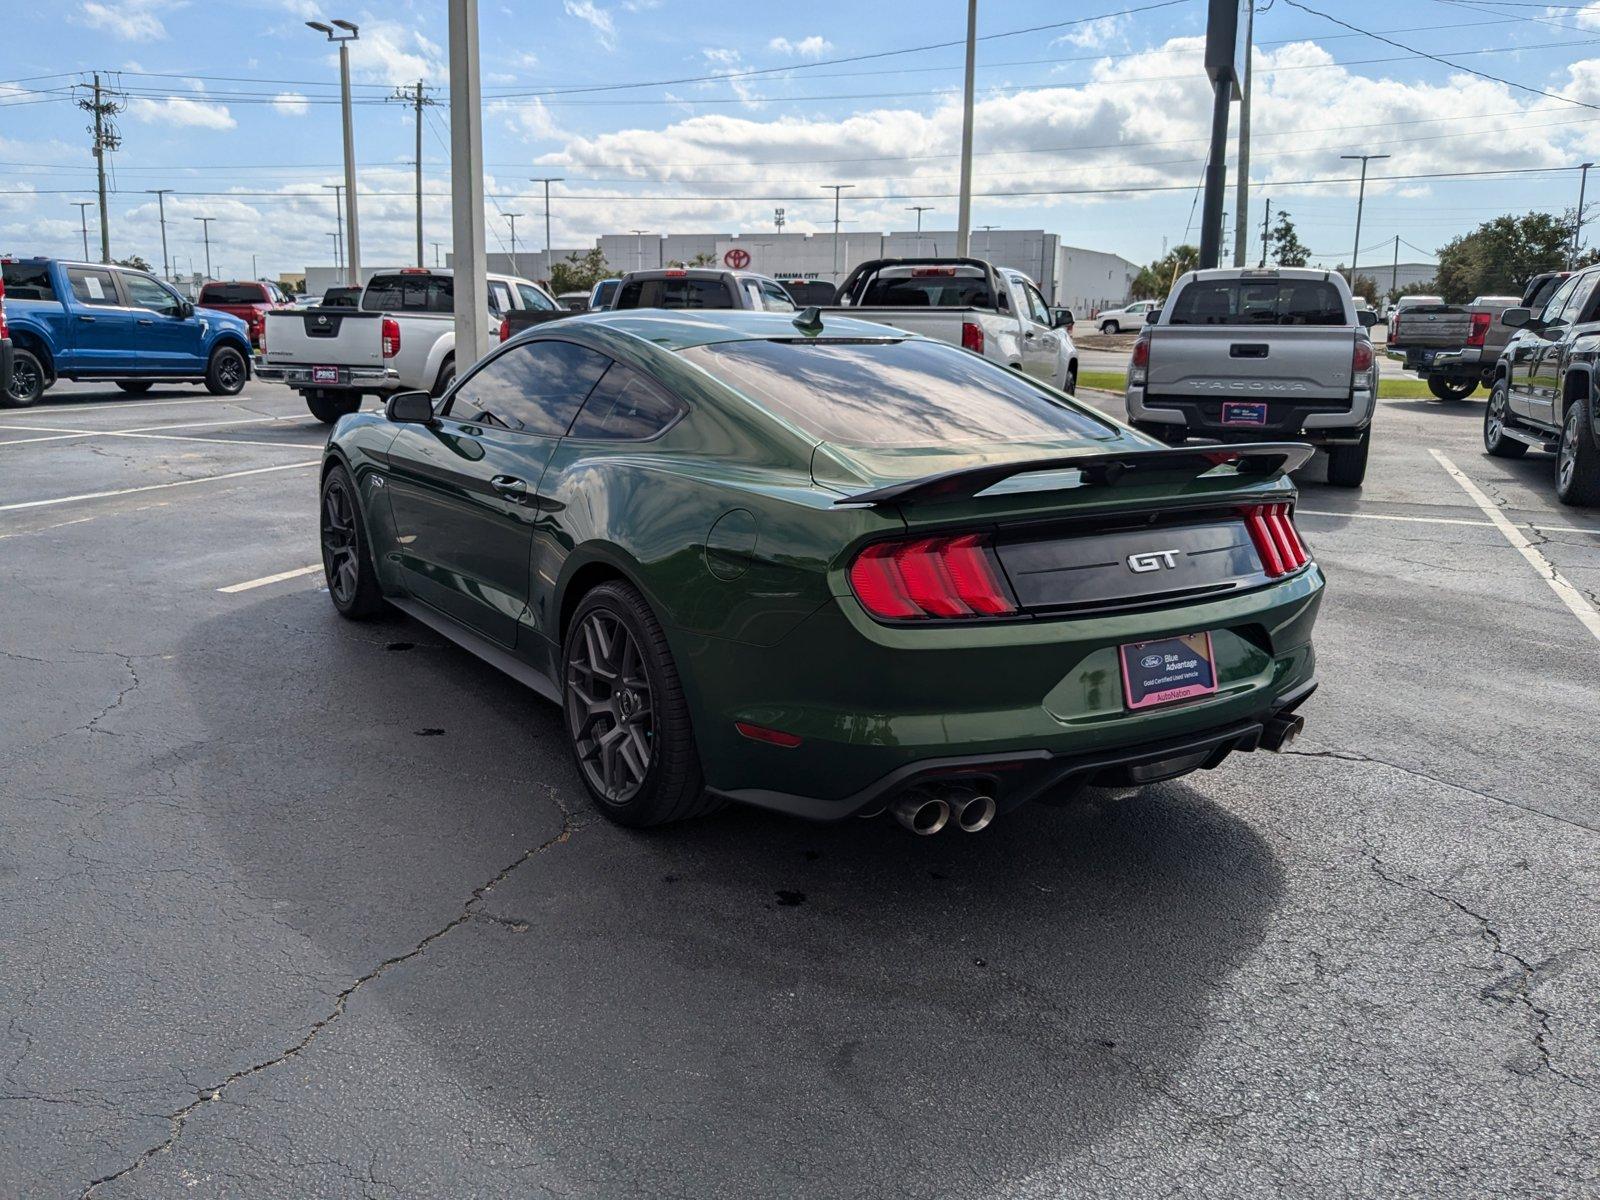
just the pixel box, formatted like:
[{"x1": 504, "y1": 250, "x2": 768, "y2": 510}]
[
  {"x1": 822, "y1": 307, "x2": 976, "y2": 346},
  {"x1": 262, "y1": 308, "x2": 383, "y2": 366},
  {"x1": 1145, "y1": 326, "x2": 1356, "y2": 402},
  {"x1": 1392, "y1": 306, "x2": 1470, "y2": 348}
]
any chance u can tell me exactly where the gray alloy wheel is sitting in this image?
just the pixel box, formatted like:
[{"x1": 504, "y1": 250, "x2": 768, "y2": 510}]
[
  {"x1": 3, "y1": 349, "x2": 45, "y2": 407},
  {"x1": 205, "y1": 346, "x2": 247, "y2": 396},
  {"x1": 318, "y1": 467, "x2": 386, "y2": 617},
  {"x1": 566, "y1": 608, "x2": 655, "y2": 806},
  {"x1": 1483, "y1": 380, "x2": 1526, "y2": 459},
  {"x1": 1555, "y1": 396, "x2": 1600, "y2": 506}
]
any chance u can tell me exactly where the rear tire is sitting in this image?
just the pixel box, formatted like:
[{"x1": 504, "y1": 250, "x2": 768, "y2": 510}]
[
  {"x1": 2, "y1": 349, "x2": 46, "y2": 407},
  {"x1": 430, "y1": 356, "x2": 455, "y2": 399},
  {"x1": 1483, "y1": 379, "x2": 1527, "y2": 459},
  {"x1": 319, "y1": 464, "x2": 387, "y2": 619},
  {"x1": 116, "y1": 381, "x2": 153, "y2": 395},
  {"x1": 562, "y1": 580, "x2": 718, "y2": 828},
  {"x1": 1556, "y1": 394, "x2": 1600, "y2": 507},
  {"x1": 1100, "y1": 320, "x2": 1120, "y2": 335},
  {"x1": 204, "y1": 345, "x2": 247, "y2": 396},
  {"x1": 1325, "y1": 429, "x2": 1371, "y2": 488},
  {"x1": 1427, "y1": 376, "x2": 1476, "y2": 402},
  {"x1": 1062, "y1": 364, "x2": 1077, "y2": 395},
  {"x1": 305, "y1": 389, "x2": 360, "y2": 424}
]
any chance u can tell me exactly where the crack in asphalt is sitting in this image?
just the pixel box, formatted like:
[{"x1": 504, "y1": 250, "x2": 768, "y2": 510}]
[
  {"x1": 77, "y1": 791, "x2": 579, "y2": 1199},
  {"x1": 1362, "y1": 848, "x2": 1594, "y2": 1094},
  {"x1": 85, "y1": 654, "x2": 142, "y2": 736},
  {"x1": 1282, "y1": 747, "x2": 1600, "y2": 836}
]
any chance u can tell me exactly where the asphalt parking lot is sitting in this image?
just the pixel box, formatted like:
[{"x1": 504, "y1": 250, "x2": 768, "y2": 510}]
[{"x1": 3, "y1": 376, "x2": 1597, "y2": 1198}]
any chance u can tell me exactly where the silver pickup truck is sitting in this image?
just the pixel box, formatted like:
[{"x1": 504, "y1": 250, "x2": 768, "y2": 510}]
[
  {"x1": 1126, "y1": 267, "x2": 1379, "y2": 487},
  {"x1": 1388, "y1": 274, "x2": 1568, "y2": 401}
]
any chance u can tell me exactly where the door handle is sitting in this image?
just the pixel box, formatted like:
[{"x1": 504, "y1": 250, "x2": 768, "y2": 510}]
[
  {"x1": 77, "y1": 315, "x2": 97, "y2": 323},
  {"x1": 137, "y1": 318, "x2": 154, "y2": 325},
  {"x1": 490, "y1": 474, "x2": 528, "y2": 501}
]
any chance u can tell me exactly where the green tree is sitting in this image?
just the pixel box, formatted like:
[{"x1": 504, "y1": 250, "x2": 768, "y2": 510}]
[
  {"x1": 1348, "y1": 272, "x2": 1380, "y2": 304},
  {"x1": 548, "y1": 247, "x2": 612, "y2": 294},
  {"x1": 1130, "y1": 243, "x2": 1198, "y2": 298},
  {"x1": 1434, "y1": 211, "x2": 1573, "y2": 303},
  {"x1": 1269, "y1": 212, "x2": 1310, "y2": 268},
  {"x1": 115, "y1": 255, "x2": 153, "y2": 272},
  {"x1": 689, "y1": 251, "x2": 717, "y2": 267}
]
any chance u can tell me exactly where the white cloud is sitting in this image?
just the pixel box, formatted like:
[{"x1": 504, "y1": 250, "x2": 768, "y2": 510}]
[
  {"x1": 1056, "y1": 16, "x2": 1125, "y2": 49},
  {"x1": 564, "y1": 0, "x2": 616, "y2": 49},
  {"x1": 768, "y1": 35, "x2": 832, "y2": 59},
  {"x1": 272, "y1": 92, "x2": 309, "y2": 117},
  {"x1": 343, "y1": 24, "x2": 447, "y2": 85},
  {"x1": 493, "y1": 96, "x2": 560, "y2": 142},
  {"x1": 77, "y1": 0, "x2": 169, "y2": 40},
  {"x1": 700, "y1": 48, "x2": 763, "y2": 107},
  {"x1": 128, "y1": 96, "x2": 237, "y2": 131}
]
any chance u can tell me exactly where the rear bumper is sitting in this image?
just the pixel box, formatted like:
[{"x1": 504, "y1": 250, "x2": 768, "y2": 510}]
[
  {"x1": 1127, "y1": 385, "x2": 1371, "y2": 441},
  {"x1": 255, "y1": 362, "x2": 399, "y2": 390}
]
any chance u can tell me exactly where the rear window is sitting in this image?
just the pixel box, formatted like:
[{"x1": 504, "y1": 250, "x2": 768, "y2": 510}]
[
  {"x1": 363, "y1": 274, "x2": 452, "y2": 312},
  {"x1": 857, "y1": 273, "x2": 992, "y2": 308},
  {"x1": 322, "y1": 287, "x2": 361, "y2": 308},
  {"x1": 616, "y1": 277, "x2": 735, "y2": 309},
  {"x1": 2, "y1": 262, "x2": 57, "y2": 302},
  {"x1": 680, "y1": 338, "x2": 1113, "y2": 448},
  {"x1": 1170, "y1": 278, "x2": 1347, "y2": 326},
  {"x1": 200, "y1": 283, "x2": 266, "y2": 304},
  {"x1": 592, "y1": 280, "x2": 619, "y2": 308}
]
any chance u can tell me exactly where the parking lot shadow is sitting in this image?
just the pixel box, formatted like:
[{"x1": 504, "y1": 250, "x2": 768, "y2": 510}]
[{"x1": 175, "y1": 593, "x2": 1285, "y2": 1195}]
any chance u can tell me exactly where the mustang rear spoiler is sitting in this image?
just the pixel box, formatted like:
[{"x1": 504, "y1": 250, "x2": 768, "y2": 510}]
[{"x1": 832, "y1": 442, "x2": 1315, "y2": 507}]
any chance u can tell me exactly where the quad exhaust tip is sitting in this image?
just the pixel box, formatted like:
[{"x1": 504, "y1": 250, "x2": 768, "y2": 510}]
[
  {"x1": 891, "y1": 792, "x2": 950, "y2": 836},
  {"x1": 950, "y1": 791, "x2": 997, "y2": 833}
]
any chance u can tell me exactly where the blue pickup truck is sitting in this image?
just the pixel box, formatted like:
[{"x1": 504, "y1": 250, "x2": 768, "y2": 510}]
[{"x1": 1, "y1": 258, "x2": 253, "y2": 407}]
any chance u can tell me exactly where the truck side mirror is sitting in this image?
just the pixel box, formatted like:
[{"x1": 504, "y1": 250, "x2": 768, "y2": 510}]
[
  {"x1": 385, "y1": 390, "x2": 435, "y2": 424},
  {"x1": 1357, "y1": 310, "x2": 1378, "y2": 328},
  {"x1": 1145, "y1": 309, "x2": 1159, "y2": 325},
  {"x1": 179, "y1": 300, "x2": 194, "y2": 319},
  {"x1": 1500, "y1": 307, "x2": 1531, "y2": 329}
]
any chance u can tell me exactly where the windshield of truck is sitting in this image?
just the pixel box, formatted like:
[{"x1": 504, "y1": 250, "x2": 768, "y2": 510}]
[
  {"x1": 616, "y1": 277, "x2": 735, "y2": 309},
  {"x1": 1169, "y1": 278, "x2": 1347, "y2": 326},
  {"x1": 856, "y1": 272, "x2": 993, "y2": 308},
  {"x1": 362, "y1": 274, "x2": 452, "y2": 313}
]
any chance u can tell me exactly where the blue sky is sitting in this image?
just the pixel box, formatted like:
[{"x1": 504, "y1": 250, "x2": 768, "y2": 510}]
[{"x1": 5, "y1": 0, "x2": 1600, "y2": 280}]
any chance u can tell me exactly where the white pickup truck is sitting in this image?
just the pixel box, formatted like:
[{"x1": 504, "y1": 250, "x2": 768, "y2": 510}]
[
  {"x1": 823, "y1": 257, "x2": 1079, "y2": 393},
  {"x1": 257, "y1": 268, "x2": 562, "y2": 422}
]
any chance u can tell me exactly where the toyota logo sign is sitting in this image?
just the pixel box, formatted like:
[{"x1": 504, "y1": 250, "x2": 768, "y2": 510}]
[{"x1": 724, "y1": 248, "x2": 751, "y2": 269}]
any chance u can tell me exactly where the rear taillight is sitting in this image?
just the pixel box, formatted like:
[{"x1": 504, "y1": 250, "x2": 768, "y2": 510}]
[
  {"x1": 848, "y1": 533, "x2": 1016, "y2": 621},
  {"x1": 1352, "y1": 339, "x2": 1373, "y2": 373},
  {"x1": 499, "y1": 316, "x2": 511, "y2": 342},
  {"x1": 1131, "y1": 336, "x2": 1150, "y2": 369},
  {"x1": 960, "y1": 321, "x2": 984, "y2": 355},
  {"x1": 1466, "y1": 311, "x2": 1492, "y2": 348},
  {"x1": 0, "y1": 270, "x2": 7, "y2": 341},
  {"x1": 1241, "y1": 503, "x2": 1310, "y2": 578},
  {"x1": 381, "y1": 317, "x2": 400, "y2": 358}
]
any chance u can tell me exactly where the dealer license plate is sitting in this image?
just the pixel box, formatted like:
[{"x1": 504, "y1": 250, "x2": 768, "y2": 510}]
[
  {"x1": 312, "y1": 365, "x2": 339, "y2": 384},
  {"x1": 1119, "y1": 632, "x2": 1218, "y2": 710},
  {"x1": 1221, "y1": 401, "x2": 1267, "y2": 426}
]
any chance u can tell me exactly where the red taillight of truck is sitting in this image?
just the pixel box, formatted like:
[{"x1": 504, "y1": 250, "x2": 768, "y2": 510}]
[
  {"x1": 381, "y1": 317, "x2": 400, "y2": 358},
  {"x1": 960, "y1": 321, "x2": 984, "y2": 355},
  {"x1": 1466, "y1": 311, "x2": 1492, "y2": 348}
]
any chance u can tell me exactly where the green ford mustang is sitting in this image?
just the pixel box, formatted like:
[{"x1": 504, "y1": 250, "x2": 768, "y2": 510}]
[{"x1": 320, "y1": 310, "x2": 1323, "y2": 833}]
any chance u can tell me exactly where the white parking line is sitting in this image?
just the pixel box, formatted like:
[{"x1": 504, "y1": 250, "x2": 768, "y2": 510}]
[
  {"x1": 87, "y1": 431, "x2": 326, "y2": 450},
  {"x1": 15, "y1": 394, "x2": 277, "y2": 416},
  {"x1": 1297, "y1": 509, "x2": 1600, "y2": 537},
  {"x1": 0, "y1": 460, "x2": 320, "y2": 513},
  {"x1": 0, "y1": 414, "x2": 307, "y2": 447},
  {"x1": 1429, "y1": 449, "x2": 1600, "y2": 642},
  {"x1": 217, "y1": 564, "x2": 323, "y2": 593}
]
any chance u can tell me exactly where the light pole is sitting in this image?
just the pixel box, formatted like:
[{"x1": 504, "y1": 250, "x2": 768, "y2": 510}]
[
  {"x1": 431, "y1": 240, "x2": 442, "y2": 268},
  {"x1": 630, "y1": 229, "x2": 650, "y2": 272},
  {"x1": 71, "y1": 202, "x2": 93, "y2": 259},
  {"x1": 821, "y1": 184, "x2": 854, "y2": 281},
  {"x1": 1340, "y1": 153, "x2": 1389, "y2": 287},
  {"x1": 147, "y1": 189, "x2": 173, "y2": 280},
  {"x1": 328, "y1": 232, "x2": 342, "y2": 272},
  {"x1": 956, "y1": 0, "x2": 976, "y2": 256},
  {"x1": 193, "y1": 216, "x2": 216, "y2": 279},
  {"x1": 530, "y1": 176, "x2": 562, "y2": 278},
  {"x1": 1573, "y1": 162, "x2": 1594, "y2": 268},
  {"x1": 307, "y1": 18, "x2": 362, "y2": 286},
  {"x1": 906, "y1": 205, "x2": 934, "y2": 256},
  {"x1": 503, "y1": 212, "x2": 524, "y2": 277},
  {"x1": 323, "y1": 184, "x2": 344, "y2": 272}
]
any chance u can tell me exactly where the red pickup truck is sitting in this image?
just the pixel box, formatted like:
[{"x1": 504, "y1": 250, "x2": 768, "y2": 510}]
[{"x1": 197, "y1": 280, "x2": 292, "y2": 348}]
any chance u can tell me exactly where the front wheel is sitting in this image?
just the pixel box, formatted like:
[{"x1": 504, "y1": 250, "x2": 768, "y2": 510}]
[
  {"x1": 116, "y1": 381, "x2": 153, "y2": 395},
  {"x1": 1100, "y1": 320, "x2": 1120, "y2": 335},
  {"x1": 319, "y1": 465, "x2": 387, "y2": 618},
  {"x1": 204, "y1": 345, "x2": 247, "y2": 396},
  {"x1": 1556, "y1": 395, "x2": 1600, "y2": 507},
  {"x1": 1483, "y1": 379, "x2": 1527, "y2": 459},
  {"x1": 2, "y1": 349, "x2": 46, "y2": 407},
  {"x1": 1325, "y1": 429, "x2": 1371, "y2": 488},
  {"x1": 562, "y1": 581, "x2": 718, "y2": 828},
  {"x1": 1427, "y1": 375, "x2": 1477, "y2": 402},
  {"x1": 305, "y1": 389, "x2": 361, "y2": 424}
]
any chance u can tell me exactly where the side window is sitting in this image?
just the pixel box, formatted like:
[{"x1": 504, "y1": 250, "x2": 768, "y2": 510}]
[
  {"x1": 742, "y1": 280, "x2": 762, "y2": 309},
  {"x1": 1540, "y1": 276, "x2": 1580, "y2": 325},
  {"x1": 1022, "y1": 283, "x2": 1051, "y2": 326},
  {"x1": 1559, "y1": 273, "x2": 1600, "y2": 324},
  {"x1": 517, "y1": 283, "x2": 556, "y2": 311},
  {"x1": 67, "y1": 266, "x2": 121, "y2": 307},
  {"x1": 759, "y1": 280, "x2": 796, "y2": 312},
  {"x1": 488, "y1": 280, "x2": 513, "y2": 315},
  {"x1": 446, "y1": 340, "x2": 610, "y2": 436},
  {"x1": 567, "y1": 362, "x2": 685, "y2": 440},
  {"x1": 121, "y1": 273, "x2": 182, "y2": 315}
]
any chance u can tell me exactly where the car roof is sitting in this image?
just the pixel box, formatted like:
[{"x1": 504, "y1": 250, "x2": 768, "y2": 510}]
[{"x1": 561, "y1": 308, "x2": 904, "y2": 352}]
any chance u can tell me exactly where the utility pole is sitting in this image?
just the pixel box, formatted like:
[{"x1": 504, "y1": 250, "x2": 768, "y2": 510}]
[
  {"x1": 1233, "y1": 1, "x2": 1254, "y2": 267},
  {"x1": 307, "y1": 19, "x2": 362, "y2": 285},
  {"x1": 906, "y1": 205, "x2": 934, "y2": 255},
  {"x1": 503, "y1": 212, "x2": 524, "y2": 277},
  {"x1": 390, "y1": 81, "x2": 436, "y2": 266},
  {"x1": 1340, "y1": 153, "x2": 1389, "y2": 287},
  {"x1": 77, "y1": 74, "x2": 121, "y2": 263},
  {"x1": 431, "y1": 240, "x2": 442, "y2": 268},
  {"x1": 71, "y1": 202, "x2": 93, "y2": 259},
  {"x1": 1220, "y1": 211, "x2": 1230, "y2": 263},
  {"x1": 193, "y1": 216, "x2": 216, "y2": 279},
  {"x1": 821, "y1": 184, "x2": 854, "y2": 281},
  {"x1": 530, "y1": 176, "x2": 563, "y2": 278},
  {"x1": 252, "y1": 252, "x2": 258, "y2": 279},
  {"x1": 1259, "y1": 198, "x2": 1272, "y2": 268},
  {"x1": 955, "y1": 0, "x2": 977, "y2": 257},
  {"x1": 324, "y1": 184, "x2": 344, "y2": 272},
  {"x1": 328, "y1": 232, "x2": 342, "y2": 272},
  {"x1": 774, "y1": 207, "x2": 786, "y2": 232},
  {"x1": 1199, "y1": 0, "x2": 1240, "y2": 269},
  {"x1": 147, "y1": 189, "x2": 173, "y2": 280},
  {"x1": 447, "y1": 0, "x2": 488, "y2": 365},
  {"x1": 630, "y1": 229, "x2": 650, "y2": 272},
  {"x1": 1390, "y1": 234, "x2": 1400, "y2": 302},
  {"x1": 1573, "y1": 162, "x2": 1594, "y2": 268}
]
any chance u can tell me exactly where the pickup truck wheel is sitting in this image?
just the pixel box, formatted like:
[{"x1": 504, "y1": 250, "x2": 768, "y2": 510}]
[
  {"x1": 1483, "y1": 380, "x2": 1527, "y2": 459},
  {"x1": 116, "y1": 381, "x2": 153, "y2": 395},
  {"x1": 1062, "y1": 364, "x2": 1078, "y2": 395},
  {"x1": 2, "y1": 349, "x2": 46, "y2": 407},
  {"x1": 320, "y1": 465, "x2": 387, "y2": 619},
  {"x1": 1100, "y1": 320, "x2": 1120, "y2": 335},
  {"x1": 431, "y1": 357, "x2": 455, "y2": 399},
  {"x1": 305, "y1": 390, "x2": 360, "y2": 424},
  {"x1": 1556, "y1": 395, "x2": 1600, "y2": 506},
  {"x1": 1427, "y1": 376, "x2": 1477, "y2": 402},
  {"x1": 204, "y1": 346, "x2": 247, "y2": 396},
  {"x1": 1325, "y1": 429, "x2": 1371, "y2": 488}
]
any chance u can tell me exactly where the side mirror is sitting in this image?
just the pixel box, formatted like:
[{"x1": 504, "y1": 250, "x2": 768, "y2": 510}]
[
  {"x1": 179, "y1": 300, "x2": 194, "y2": 319},
  {"x1": 1357, "y1": 310, "x2": 1378, "y2": 329},
  {"x1": 385, "y1": 390, "x2": 435, "y2": 424},
  {"x1": 1500, "y1": 307, "x2": 1531, "y2": 329},
  {"x1": 1053, "y1": 309, "x2": 1073, "y2": 329},
  {"x1": 1145, "y1": 309, "x2": 1159, "y2": 325}
]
